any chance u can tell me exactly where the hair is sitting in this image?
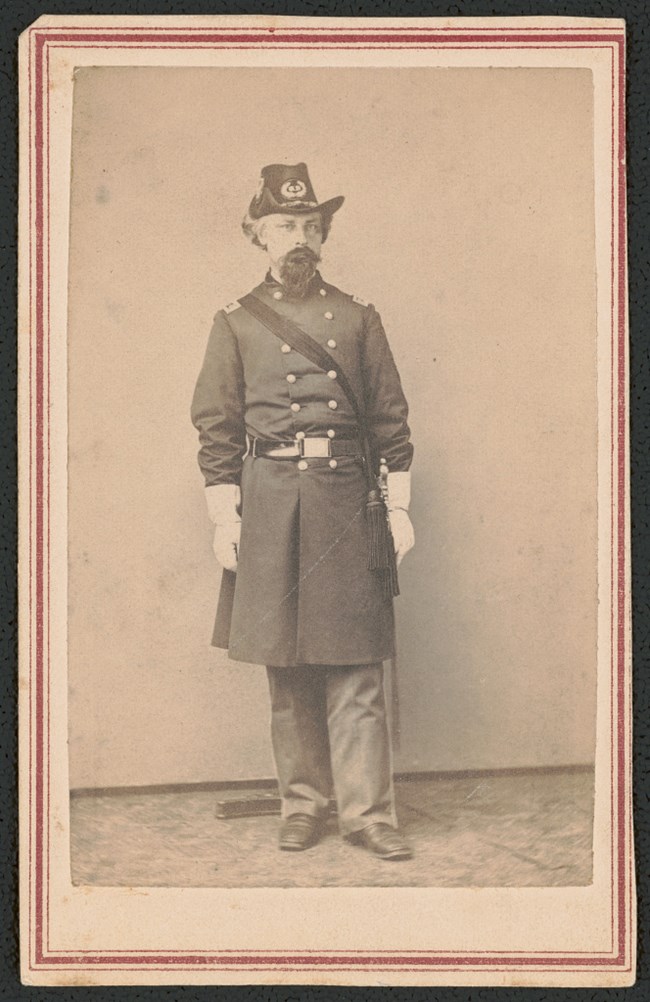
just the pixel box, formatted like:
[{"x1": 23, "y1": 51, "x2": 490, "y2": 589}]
[{"x1": 241, "y1": 211, "x2": 332, "y2": 248}]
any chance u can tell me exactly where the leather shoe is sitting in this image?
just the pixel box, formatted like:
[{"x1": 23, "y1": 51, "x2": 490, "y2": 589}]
[
  {"x1": 279, "y1": 813, "x2": 324, "y2": 851},
  {"x1": 351, "y1": 823, "x2": 412, "y2": 860}
]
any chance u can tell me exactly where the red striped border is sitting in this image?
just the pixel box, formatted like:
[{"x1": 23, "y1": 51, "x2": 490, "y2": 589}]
[{"x1": 24, "y1": 23, "x2": 630, "y2": 978}]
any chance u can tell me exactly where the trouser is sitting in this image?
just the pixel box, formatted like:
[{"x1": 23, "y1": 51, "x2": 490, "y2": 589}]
[{"x1": 266, "y1": 662, "x2": 396, "y2": 836}]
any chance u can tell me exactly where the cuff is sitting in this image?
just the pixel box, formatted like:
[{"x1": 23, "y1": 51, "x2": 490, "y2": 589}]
[
  {"x1": 205, "y1": 484, "x2": 242, "y2": 525},
  {"x1": 386, "y1": 471, "x2": 411, "y2": 511}
]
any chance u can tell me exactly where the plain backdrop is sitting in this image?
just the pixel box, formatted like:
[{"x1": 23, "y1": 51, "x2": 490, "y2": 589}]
[{"x1": 67, "y1": 65, "x2": 597, "y2": 788}]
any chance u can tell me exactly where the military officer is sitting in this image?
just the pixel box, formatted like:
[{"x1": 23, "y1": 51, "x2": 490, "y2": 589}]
[{"x1": 191, "y1": 163, "x2": 415, "y2": 860}]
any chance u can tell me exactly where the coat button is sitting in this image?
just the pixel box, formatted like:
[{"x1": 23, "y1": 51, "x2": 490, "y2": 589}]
[
  {"x1": 273, "y1": 290, "x2": 283, "y2": 300},
  {"x1": 324, "y1": 311, "x2": 333, "y2": 320},
  {"x1": 291, "y1": 402, "x2": 301, "y2": 412},
  {"x1": 298, "y1": 460, "x2": 308, "y2": 471},
  {"x1": 327, "y1": 370, "x2": 337, "y2": 380},
  {"x1": 328, "y1": 400, "x2": 338, "y2": 410},
  {"x1": 329, "y1": 459, "x2": 338, "y2": 470},
  {"x1": 327, "y1": 339, "x2": 337, "y2": 349},
  {"x1": 286, "y1": 373, "x2": 297, "y2": 383},
  {"x1": 281, "y1": 344, "x2": 291, "y2": 353},
  {"x1": 296, "y1": 431, "x2": 306, "y2": 440},
  {"x1": 319, "y1": 288, "x2": 327, "y2": 296},
  {"x1": 327, "y1": 429, "x2": 335, "y2": 438}
]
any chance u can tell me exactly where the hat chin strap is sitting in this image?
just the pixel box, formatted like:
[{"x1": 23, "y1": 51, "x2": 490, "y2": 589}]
[{"x1": 276, "y1": 200, "x2": 318, "y2": 211}]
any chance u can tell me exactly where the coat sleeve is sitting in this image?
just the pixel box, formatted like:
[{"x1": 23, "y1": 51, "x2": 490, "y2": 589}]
[
  {"x1": 191, "y1": 310, "x2": 247, "y2": 487},
  {"x1": 361, "y1": 305, "x2": 414, "y2": 473}
]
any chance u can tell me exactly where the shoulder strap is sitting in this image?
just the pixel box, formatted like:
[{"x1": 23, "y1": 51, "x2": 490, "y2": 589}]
[{"x1": 239, "y1": 293, "x2": 365, "y2": 424}]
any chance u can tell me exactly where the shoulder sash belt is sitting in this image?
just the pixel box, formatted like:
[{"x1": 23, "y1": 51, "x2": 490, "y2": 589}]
[{"x1": 238, "y1": 292, "x2": 399, "y2": 601}]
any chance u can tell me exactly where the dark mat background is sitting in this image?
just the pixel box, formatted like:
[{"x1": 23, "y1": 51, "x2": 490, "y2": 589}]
[{"x1": 1, "y1": 1, "x2": 648, "y2": 999}]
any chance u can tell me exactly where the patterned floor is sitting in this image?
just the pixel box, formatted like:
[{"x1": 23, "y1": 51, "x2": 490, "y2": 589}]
[{"x1": 70, "y1": 768, "x2": 594, "y2": 888}]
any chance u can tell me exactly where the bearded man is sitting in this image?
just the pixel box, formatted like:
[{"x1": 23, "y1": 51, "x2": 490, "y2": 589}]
[{"x1": 191, "y1": 163, "x2": 415, "y2": 860}]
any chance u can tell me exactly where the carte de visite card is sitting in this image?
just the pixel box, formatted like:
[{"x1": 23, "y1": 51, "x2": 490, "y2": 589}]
[{"x1": 18, "y1": 15, "x2": 634, "y2": 987}]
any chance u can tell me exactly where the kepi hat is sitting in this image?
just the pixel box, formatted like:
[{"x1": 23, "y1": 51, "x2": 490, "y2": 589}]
[{"x1": 249, "y1": 163, "x2": 344, "y2": 220}]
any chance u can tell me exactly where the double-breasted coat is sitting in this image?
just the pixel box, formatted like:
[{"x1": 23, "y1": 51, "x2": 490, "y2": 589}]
[{"x1": 191, "y1": 271, "x2": 413, "y2": 668}]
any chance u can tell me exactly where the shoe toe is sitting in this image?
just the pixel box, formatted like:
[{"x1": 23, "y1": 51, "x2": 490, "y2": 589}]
[
  {"x1": 355, "y1": 823, "x2": 412, "y2": 860},
  {"x1": 279, "y1": 813, "x2": 323, "y2": 851}
]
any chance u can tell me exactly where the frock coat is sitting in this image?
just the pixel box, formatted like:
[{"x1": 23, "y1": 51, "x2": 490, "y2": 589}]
[{"x1": 191, "y1": 271, "x2": 413, "y2": 668}]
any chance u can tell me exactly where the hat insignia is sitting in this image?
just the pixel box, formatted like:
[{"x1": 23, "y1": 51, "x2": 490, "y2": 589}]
[{"x1": 281, "y1": 178, "x2": 307, "y2": 201}]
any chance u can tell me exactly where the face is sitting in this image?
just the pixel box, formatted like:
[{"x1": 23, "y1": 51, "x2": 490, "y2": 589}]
[{"x1": 260, "y1": 212, "x2": 323, "y2": 269}]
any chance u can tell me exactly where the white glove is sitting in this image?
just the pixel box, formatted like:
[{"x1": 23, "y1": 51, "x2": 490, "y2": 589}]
[
  {"x1": 205, "y1": 485, "x2": 241, "y2": 572},
  {"x1": 213, "y1": 523, "x2": 241, "y2": 572},
  {"x1": 388, "y1": 508, "x2": 415, "y2": 567},
  {"x1": 386, "y1": 471, "x2": 414, "y2": 567}
]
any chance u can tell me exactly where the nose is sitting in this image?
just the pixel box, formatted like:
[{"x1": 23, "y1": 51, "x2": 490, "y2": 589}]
[{"x1": 294, "y1": 229, "x2": 308, "y2": 246}]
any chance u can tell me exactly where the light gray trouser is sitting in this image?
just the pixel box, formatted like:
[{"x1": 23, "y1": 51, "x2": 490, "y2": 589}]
[{"x1": 266, "y1": 663, "x2": 396, "y2": 836}]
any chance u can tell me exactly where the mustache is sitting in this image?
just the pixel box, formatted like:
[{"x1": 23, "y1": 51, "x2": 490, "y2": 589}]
[{"x1": 282, "y1": 246, "x2": 320, "y2": 265}]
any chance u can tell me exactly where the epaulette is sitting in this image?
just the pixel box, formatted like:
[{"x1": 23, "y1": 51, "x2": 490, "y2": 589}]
[
  {"x1": 352, "y1": 294, "x2": 370, "y2": 308},
  {"x1": 223, "y1": 301, "x2": 241, "y2": 315}
]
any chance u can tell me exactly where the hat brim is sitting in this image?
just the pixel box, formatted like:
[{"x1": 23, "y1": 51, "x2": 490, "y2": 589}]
[
  {"x1": 250, "y1": 195, "x2": 345, "y2": 220},
  {"x1": 311, "y1": 195, "x2": 345, "y2": 218}
]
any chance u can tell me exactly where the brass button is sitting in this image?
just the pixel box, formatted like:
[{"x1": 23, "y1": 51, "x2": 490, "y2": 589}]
[
  {"x1": 328, "y1": 400, "x2": 338, "y2": 410},
  {"x1": 281, "y1": 344, "x2": 291, "y2": 353},
  {"x1": 291, "y1": 402, "x2": 301, "y2": 413},
  {"x1": 327, "y1": 429, "x2": 335, "y2": 439},
  {"x1": 327, "y1": 370, "x2": 337, "y2": 380},
  {"x1": 324, "y1": 311, "x2": 333, "y2": 320},
  {"x1": 320, "y1": 288, "x2": 327, "y2": 297},
  {"x1": 298, "y1": 460, "x2": 308, "y2": 471},
  {"x1": 329, "y1": 459, "x2": 338, "y2": 470},
  {"x1": 327, "y1": 339, "x2": 337, "y2": 349},
  {"x1": 273, "y1": 290, "x2": 283, "y2": 300},
  {"x1": 286, "y1": 374, "x2": 297, "y2": 383},
  {"x1": 296, "y1": 431, "x2": 306, "y2": 440}
]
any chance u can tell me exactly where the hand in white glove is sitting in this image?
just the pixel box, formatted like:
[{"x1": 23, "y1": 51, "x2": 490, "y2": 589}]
[
  {"x1": 388, "y1": 508, "x2": 415, "y2": 567},
  {"x1": 213, "y1": 522, "x2": 241, "y2": 572},
  {"x1": 386, "y1": 470, "x2": 414, "y2": 567},
  {"x1": 204, "y1": 484, "x2": 242, "y2": 572}
]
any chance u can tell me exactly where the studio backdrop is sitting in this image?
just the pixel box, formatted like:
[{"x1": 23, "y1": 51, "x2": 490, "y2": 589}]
[{"x1": 67, "y1": 66, "x2": 597, "y2": 789}]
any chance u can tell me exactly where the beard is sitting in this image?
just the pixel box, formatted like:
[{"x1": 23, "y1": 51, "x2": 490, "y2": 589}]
[{"x1": 278, "y1": 246, "x2": 320, "y2": 298}]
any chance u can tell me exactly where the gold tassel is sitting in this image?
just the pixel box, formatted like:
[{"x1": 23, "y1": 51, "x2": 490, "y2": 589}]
[
  {"x1": 366, "y1": 489, "x2": 400, "y2": 599},
  {"x1": 385, "y1": 541, "x2": 400, "y2": 599},
  {"x1": 367, "y1": 490, "x2": 389, "y2": 570}
]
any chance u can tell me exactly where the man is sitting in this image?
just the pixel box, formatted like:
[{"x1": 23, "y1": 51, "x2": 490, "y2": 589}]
[{"x1": 191, "y1": 163, "x2": 415, "y2": 860}]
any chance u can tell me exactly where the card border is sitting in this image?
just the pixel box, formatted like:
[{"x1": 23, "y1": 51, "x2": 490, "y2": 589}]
[{"x1": 18, "y1": 16, "x2": 632, "y2": 984}]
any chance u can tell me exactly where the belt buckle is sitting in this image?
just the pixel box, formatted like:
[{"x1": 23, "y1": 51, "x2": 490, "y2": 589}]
[{"x1": 299, "y1": 438, "x2": 331, "y2": 458}]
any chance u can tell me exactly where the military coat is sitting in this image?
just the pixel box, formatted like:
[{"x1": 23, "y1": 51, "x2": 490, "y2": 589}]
[{"x1": 191, "y1": 271, "x2": 413, "y2": 668}]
